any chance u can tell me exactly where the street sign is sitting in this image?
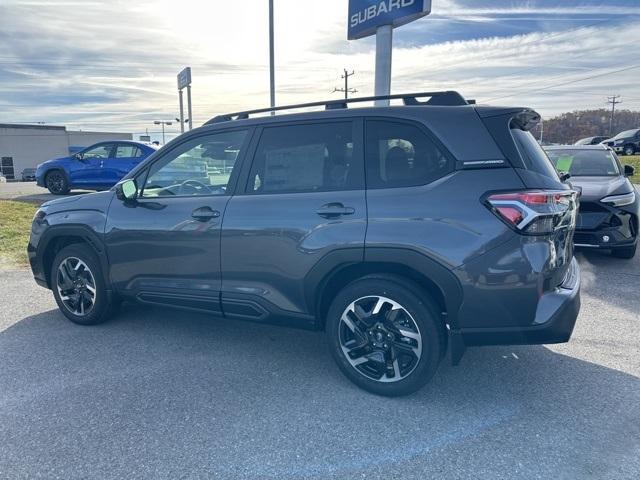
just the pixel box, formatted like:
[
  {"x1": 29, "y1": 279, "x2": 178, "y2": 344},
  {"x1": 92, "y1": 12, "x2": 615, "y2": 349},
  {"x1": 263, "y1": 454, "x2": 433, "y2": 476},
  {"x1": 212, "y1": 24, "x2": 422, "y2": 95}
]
[
  {"x1": 177, "y1": 67, "x2": 192, "y2": 90},
  {"x1": 348, "y1": 0, "x2": 431, "y2": 40}
]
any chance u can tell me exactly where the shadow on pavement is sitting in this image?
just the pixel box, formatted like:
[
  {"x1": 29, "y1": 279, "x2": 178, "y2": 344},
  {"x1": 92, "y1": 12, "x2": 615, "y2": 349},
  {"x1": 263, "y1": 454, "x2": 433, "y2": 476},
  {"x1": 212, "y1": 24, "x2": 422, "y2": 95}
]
[{"x1": 0, "y1": 304, "x2": 638, "y2": 479}]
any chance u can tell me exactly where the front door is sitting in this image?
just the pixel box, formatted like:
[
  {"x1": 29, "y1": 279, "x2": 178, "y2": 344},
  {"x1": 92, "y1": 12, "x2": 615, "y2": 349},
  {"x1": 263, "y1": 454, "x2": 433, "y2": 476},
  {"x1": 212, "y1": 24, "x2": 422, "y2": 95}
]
[
  {"x1": 70, "y1": 143, "x2": 115, "y2": 187},
  {"x1": 104, "y1": 129, "x2": 251, "y2": 313},
  {"x1": 220, "y1": 120, "x2": 366, "y2": 324}
]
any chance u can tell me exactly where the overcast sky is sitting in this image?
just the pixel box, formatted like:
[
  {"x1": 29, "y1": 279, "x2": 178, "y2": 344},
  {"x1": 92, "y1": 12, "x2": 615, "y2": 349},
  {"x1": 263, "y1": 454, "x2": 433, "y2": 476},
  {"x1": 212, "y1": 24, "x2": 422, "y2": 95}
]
[{"x1": 0, "y1": 0, "x2": 639, "y2": 142}]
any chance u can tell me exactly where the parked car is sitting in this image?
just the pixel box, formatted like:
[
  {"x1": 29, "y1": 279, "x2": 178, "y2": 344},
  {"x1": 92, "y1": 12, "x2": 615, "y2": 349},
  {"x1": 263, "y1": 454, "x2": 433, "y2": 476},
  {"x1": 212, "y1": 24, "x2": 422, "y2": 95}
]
[
  {"x1": 29, "y1": 91, "x2": 581, "y2": 396},
  {"x1": 20, "y1": 168, "x2": 36, "y2": 181},
  {"x1": 574, "y1": 136, "x2": 608, "y2": 146},
  {"x1": 546, "y1": 144, "x2": 638, "y2": 258},
  {"x1": 35, "y1": 141, "x2": 158, "y2": 194},
  {"x1": 601, "y1": 128, "x2": 640, "y2": 155}
]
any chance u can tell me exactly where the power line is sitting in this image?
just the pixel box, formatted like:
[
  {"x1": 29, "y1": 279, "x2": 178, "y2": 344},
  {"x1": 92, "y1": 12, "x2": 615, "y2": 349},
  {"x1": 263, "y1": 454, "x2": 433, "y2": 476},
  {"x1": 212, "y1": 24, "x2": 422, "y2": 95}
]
[{"x1": 484, "y1": 64, "x2": 640, "y2": 102}]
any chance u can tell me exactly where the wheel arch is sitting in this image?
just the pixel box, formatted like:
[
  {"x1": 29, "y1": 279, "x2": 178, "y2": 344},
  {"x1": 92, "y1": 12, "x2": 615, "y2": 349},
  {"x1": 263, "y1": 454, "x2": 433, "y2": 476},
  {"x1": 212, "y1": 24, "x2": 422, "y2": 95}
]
[
  {"x1": 39, "y1": 225, "x2": 109, "y2": 289},
  {"x1": 309, "y1": 247, "x2": 463, "y2": 331}
]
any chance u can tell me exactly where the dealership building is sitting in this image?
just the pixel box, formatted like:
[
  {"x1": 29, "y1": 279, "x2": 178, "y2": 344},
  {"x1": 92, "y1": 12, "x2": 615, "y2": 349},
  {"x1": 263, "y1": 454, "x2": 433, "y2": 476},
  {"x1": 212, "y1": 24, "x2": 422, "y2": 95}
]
[{"x1": 0, "y1": 123, "x2": 133, "y2": 180}]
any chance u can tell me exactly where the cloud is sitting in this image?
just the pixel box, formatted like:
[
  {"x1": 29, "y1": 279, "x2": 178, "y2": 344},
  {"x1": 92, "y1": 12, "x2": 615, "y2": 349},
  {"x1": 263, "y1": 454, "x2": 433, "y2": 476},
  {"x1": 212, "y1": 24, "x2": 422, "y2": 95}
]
[{"x1": 0, "y1": 0, "x2": 638, "y2": 141}]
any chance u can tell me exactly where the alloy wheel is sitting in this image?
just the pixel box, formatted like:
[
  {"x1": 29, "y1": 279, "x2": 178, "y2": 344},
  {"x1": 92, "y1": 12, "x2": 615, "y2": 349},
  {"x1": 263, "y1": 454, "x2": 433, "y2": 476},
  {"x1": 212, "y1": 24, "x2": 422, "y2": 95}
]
[
  {"x1": 338, "y1": 296, "x2": 422, "y2": 383},
  {"x1": 46, "y1": 172, "x2": 65, "y2": 193},
  {"x1": 56, "y1": 257, "x2": 97, "y2": 316}
]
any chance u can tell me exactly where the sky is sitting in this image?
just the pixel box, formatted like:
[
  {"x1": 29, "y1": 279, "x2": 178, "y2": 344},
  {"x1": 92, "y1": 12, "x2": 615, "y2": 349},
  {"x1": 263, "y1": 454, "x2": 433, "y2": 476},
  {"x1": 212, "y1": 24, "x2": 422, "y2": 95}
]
[{"x1": 0, "y1": 0, "x2": 639, "y2": 142}]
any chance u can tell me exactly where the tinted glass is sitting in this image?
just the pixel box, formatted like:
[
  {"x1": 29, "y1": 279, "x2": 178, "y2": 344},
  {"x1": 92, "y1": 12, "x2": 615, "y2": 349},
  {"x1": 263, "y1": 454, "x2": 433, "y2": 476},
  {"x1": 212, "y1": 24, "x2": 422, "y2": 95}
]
[
  {"x1": 142, "y1": 130, "x2": 247, "y2": 197},
  {"x1": 613, "y1": 129, "x2": 639, "y2": 139},
  {"x1": 249, "y1": 122, "x2": 358, "y2": 193},
  {"x1": 83, "y1": 144, "x2": 113, "y2": 159},
  {"x1": 365, "y1": 120, "x2": 453, "y2": 189},
  {"x1": 546, "y1": 149, "x2": 620, "y2": 177},
  {"x1": 511, "y1": 129, "x2": 559, "y2": 179},
  {"x1": 115, "y1": 145, "x2": 138, "y2": 158}
]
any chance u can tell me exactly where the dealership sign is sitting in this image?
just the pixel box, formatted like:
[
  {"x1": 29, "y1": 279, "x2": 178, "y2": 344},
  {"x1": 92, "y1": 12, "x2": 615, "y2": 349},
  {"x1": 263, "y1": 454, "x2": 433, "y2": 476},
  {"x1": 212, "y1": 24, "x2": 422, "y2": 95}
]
[
  {"x1": 177, "y1": 67, "x2": 192, "y2": 90},
  {"x1": 348, "y1": 0, "x2": 432, "y2": 39}
]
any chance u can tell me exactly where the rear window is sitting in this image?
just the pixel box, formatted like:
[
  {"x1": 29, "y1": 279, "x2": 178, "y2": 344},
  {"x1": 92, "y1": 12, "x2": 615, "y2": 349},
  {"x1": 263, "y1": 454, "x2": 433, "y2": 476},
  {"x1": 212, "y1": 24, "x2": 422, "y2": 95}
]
[
  {"x1": 546, "y1": 149, "x2": 620, "y2": 177},
  {"x1": 511, "y1": 129, "x2": 559, "y2": 179}
]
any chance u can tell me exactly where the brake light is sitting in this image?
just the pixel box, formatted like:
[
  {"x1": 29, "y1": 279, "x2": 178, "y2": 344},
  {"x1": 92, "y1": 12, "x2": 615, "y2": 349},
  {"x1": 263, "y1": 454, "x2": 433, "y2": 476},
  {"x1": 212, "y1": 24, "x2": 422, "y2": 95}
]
[{"x1": 486, "y1": 190, "x2": 577, "y2": 235}]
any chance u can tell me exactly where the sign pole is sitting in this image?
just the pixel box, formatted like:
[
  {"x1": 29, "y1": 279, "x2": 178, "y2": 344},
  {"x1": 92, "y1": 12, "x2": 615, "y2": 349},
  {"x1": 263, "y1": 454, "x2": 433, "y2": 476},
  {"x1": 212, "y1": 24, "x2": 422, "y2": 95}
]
[
  {"x1": 374, "y1": 24, "x2": 393, "y2": 106},
  {"x1": 178, "y1": 89, "x2": 185, "y2": 134},
  {"x1": 187, "y1": 85, "x2": 193, "y2": 131},
  {"x1": 269, "y1": 0, "x2": 276, "y2": 115}
]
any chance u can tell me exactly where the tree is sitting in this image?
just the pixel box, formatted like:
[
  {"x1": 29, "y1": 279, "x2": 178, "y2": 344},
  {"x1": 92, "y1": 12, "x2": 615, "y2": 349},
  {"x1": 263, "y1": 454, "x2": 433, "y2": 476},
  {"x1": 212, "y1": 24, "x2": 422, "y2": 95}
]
[{"x1": 531, "y1": 109, "x2": 640, "y2": 144}]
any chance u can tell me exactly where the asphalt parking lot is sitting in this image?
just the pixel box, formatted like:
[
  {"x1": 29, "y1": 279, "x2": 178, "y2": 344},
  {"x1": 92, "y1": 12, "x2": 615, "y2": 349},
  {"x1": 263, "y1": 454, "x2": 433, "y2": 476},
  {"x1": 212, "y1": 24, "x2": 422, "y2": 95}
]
[
  {"x1": 0, "y1": 181, "x2": 91, "y2": 203},
  {"x1": 0, "y1": 250, "x2": 639, "y2": 479}
]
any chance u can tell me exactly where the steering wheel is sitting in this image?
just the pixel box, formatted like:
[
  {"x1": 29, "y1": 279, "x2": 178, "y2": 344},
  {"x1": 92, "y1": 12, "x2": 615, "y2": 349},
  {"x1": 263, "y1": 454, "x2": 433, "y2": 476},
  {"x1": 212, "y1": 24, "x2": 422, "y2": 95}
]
[{"x1": 178, "y1": 179, "x2": 212, "y2": 195}]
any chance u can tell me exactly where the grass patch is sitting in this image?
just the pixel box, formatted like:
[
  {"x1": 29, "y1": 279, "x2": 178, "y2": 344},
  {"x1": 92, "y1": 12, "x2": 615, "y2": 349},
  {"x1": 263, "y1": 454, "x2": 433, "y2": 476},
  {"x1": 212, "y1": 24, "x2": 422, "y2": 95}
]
[
  {"x1": 620, "y1": 155, "x2": 640, "y2": 181},
  {"x1": 0, "y1": 200, "x2": 38, "y2": 268}
]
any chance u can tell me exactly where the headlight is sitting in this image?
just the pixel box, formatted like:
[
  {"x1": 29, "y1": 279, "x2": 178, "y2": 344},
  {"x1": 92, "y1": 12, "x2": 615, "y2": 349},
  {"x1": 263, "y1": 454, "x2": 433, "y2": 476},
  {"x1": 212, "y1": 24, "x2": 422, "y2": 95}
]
[
  {"x1": 601, "y1": 191, "x2": 636, "y2": 207},
  {"x1": 33, "y1": 208, "x2": 46, "y2": 221}
]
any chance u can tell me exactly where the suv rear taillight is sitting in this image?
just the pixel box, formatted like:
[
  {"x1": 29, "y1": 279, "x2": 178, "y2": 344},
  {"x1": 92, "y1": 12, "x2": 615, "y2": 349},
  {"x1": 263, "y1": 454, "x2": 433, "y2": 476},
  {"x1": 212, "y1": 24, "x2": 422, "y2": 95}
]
[{"x1": 485, "y1": 190, "x2": 578, "y2": 235}]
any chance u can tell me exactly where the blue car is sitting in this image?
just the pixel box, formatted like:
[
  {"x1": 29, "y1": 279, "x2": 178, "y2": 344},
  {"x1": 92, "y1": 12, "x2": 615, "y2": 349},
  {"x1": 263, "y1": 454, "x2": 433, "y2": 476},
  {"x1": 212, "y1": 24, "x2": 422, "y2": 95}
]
[{"x1": 36, "y1": 141, "x2": 158, "y2": 194}]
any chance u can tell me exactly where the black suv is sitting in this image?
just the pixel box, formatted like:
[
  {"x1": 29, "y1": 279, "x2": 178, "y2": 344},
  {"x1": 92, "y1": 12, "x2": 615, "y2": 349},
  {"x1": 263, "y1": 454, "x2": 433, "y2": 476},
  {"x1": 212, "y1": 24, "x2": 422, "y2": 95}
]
[
  {"x1": 29, "y1": 91, "x2": 581, "y2": 396},
  {"x1": 602, "y1": 128, "x2": 640, "y2": 156},
  {"x1": 545, "y1": 144, "x2": 638, "y2": 258}
]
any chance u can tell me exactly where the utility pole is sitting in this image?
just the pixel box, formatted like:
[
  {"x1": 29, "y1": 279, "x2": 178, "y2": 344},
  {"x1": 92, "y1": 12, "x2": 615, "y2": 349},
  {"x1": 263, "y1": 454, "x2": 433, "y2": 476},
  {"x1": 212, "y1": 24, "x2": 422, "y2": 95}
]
[
  {"x1": 607, "y1": 95, "x2": 622, "y2": 136},
  {"x1": 333, "y1": 69, "x2": 357, "y2": 99}
]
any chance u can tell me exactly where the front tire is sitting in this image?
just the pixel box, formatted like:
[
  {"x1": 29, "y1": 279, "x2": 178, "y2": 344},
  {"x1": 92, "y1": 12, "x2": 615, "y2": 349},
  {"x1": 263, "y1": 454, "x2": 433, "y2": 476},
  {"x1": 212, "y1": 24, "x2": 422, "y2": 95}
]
[
  {"x1": 612, "y1": 244, "x2": 636, "y2": 259},
  {"x1": 623, "y1": 145, "x2": 635, "y2": 156},
  {"x1": 326, "y1": 275, "x2": 444, "y2": 396},
  {"x1": 51, "y1": 244, "x2": 116, "y2": 325},
  {"x1": 45, "y1": 170, "x2": 70, "y2": 195}
]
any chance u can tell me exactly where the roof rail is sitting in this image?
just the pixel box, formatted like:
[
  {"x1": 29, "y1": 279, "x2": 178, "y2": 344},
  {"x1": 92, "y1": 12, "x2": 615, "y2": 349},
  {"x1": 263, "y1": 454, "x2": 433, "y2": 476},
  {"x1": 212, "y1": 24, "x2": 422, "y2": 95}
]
[{"x1": 205, "y1": 90, "x2": 468, "y2": 125}]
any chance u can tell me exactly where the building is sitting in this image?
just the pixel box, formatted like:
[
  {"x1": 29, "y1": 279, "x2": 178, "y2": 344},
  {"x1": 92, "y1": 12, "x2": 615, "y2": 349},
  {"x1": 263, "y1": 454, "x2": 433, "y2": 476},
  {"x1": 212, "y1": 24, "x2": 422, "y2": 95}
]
[{"x1": 0, "y1": 124, "x2": 133, "y2": 180}]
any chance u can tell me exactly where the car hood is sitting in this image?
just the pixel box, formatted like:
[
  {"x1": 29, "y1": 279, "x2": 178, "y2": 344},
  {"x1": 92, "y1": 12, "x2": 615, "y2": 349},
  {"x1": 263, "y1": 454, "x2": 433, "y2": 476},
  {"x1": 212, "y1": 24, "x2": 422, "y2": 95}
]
[
  {"x1": 37, "y1": 156, "x2": 71, "y2": 169},
  {"x1": 569, "y1": 176, "x2": 632, "y2": 201},
  {"x1": 41, "y1": 190, "x2": 114, "y2": 213}
]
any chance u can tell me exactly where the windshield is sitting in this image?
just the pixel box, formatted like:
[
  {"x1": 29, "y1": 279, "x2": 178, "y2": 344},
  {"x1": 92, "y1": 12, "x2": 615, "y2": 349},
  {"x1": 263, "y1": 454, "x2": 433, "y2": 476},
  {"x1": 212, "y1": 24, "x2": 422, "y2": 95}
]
[
  {"x1": 546, "y1": 149, "x2": 620, "y2": 177},
  {"x1": 612, "y1": 129, "x2": 639, "y2": 139}
]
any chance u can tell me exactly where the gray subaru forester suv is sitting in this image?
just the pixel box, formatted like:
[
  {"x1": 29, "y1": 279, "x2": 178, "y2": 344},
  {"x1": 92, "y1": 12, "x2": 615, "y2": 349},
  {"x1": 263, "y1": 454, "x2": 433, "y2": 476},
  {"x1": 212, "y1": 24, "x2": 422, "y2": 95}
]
[{"x1": 28, "y1": 91, "x2": 580, "y2": 396}]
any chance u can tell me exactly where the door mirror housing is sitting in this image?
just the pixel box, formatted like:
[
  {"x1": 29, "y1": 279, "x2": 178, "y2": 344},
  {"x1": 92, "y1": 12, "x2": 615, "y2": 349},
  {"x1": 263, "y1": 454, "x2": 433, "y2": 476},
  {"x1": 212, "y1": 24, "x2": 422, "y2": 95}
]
[
  {"x1": 116, "y1": 179, "x2": 138, "y2": 201},
  {"x1": 624, "y1": 164, "x2": 635, "y2": 177}
]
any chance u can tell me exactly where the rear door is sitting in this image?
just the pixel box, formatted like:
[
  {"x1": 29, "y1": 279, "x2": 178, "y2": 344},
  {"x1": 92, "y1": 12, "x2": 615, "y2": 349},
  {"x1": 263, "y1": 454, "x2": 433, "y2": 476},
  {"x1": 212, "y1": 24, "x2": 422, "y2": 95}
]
[
  {"x1": 220, "y1": 119, "x2": 366, "y2": 323},
  {"x1": 102, "y1": 143, "x2": 144, "y2": 185}
]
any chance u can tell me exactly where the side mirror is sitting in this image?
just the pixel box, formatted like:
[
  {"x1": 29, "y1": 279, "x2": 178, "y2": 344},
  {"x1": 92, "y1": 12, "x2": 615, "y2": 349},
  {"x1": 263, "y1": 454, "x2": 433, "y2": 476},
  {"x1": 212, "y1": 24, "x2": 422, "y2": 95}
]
[
  {"x1": 624, "y1": 165, "x2": 635, "y2": 177},
  {"x1": 116, "y1": 179, "x2": 138, "y2": 201}
]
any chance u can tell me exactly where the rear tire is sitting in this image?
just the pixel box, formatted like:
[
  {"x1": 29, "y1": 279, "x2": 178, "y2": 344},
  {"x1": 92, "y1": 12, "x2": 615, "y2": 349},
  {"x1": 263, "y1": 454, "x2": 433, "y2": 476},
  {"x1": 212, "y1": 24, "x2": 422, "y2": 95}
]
[
  {"x1": 326, "y1": 275, "x2": 444, "y2": 396},
  {"x1": 51, "y1": 244, "x2": 116, "y2": 325},
  {"x1": 612, "y1": 244, "x2": 636, "y2": 259},
  {"x1": 45, "y1": 170, "x2": 70, "y2": 195}
]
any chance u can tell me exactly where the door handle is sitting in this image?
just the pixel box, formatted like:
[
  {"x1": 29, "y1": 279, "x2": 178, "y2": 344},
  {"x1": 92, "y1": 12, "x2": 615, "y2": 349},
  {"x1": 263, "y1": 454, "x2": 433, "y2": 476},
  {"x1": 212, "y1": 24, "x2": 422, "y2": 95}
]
[
  {"x1": 315, "y1": 203, "x2": 355, "y2": 218},
  {"x1": 191, "y1": 206, "x2": 221, "y2": 222}
]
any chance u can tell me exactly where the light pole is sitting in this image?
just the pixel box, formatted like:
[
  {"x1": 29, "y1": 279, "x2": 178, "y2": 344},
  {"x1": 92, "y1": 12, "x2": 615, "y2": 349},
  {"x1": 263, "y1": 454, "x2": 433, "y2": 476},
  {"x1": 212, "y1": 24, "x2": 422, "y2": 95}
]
[
  {"x1": 175, "y1": 117, "x2": 190, "y2": 132},
  {"x1": 153, "y1": 120, "x2": 173, "y2": 144}
]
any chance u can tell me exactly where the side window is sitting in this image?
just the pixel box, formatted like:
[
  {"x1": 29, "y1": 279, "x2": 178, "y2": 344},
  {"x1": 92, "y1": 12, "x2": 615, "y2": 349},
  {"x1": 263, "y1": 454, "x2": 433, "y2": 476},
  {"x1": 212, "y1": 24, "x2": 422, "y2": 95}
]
[
  {"x1": 141, "y1": 130, "x2": 247, "y2": 197},
  {"x1": 365, "y1": 120, "x2": 453, "y2": 189},
  {"x1": 135, "y1": 147, "x2": 145, "y2": 157},
  {"x1": 248, "y1": 122, "x2": 359, "y2": 194},
  {"x1": 114, "y1": 144, "x2": 138, "y2": 158},
  {"x1": 82, "y1": 144, "x2": 113, "y2": 159}
]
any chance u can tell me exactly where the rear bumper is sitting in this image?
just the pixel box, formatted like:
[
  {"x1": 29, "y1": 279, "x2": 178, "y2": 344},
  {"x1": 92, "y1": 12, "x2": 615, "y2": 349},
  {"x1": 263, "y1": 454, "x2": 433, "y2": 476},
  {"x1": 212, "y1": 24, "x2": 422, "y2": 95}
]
[{"x1": 455, "y1": 257, "x2": 580, "y2": 349}]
